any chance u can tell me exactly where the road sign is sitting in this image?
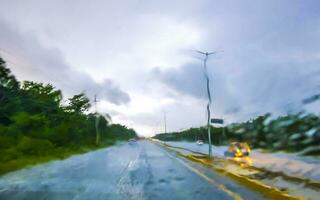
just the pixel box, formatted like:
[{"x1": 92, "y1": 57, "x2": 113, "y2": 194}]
[{"x1": 211, "y1": 118, "x2": 224, "y2": 124}]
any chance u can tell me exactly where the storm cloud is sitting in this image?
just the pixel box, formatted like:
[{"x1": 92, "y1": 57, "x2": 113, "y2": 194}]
[
  {"x1": 154, "y1": 57, "x2": 320, "y2": 120},
  {"x1": 0, "y1": 19, "x2": 130, "y2": 105},
  {"x1": 0, "y1": 0, "x2": 320, "y2": 135}
]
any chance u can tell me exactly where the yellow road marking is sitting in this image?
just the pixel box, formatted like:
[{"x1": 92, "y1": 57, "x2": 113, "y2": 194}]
[
  {"x1": 164, "y1": 149, "x2": 243, "y2": 200},
  {"x1": 157, "y1": 141, "x2": 302, "y2": 200}
]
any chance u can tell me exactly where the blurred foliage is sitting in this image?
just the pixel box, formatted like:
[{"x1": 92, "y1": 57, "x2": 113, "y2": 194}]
[
  {"x1": 154, "y1": 113, "x2": 320, "y2": 155},
  {"x1": 0, "y1": 57, "x2": 136, "y2": 174}
]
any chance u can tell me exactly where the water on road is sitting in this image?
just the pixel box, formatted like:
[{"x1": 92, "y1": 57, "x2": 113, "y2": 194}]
[
  {"x1": 0, "y1": 140, "x2": 265, "y2": 200},
  {"x1": 165, "y1": 141, "x2": 320, "y2": 181}
]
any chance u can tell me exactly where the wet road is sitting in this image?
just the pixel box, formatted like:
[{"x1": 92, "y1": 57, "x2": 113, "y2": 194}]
[
  {"x1": 166, "y1": 141, "x2": 320, "y2": 181},
  {"x1": 0, "y1": 140, "x2": 264, "y2": 200}
]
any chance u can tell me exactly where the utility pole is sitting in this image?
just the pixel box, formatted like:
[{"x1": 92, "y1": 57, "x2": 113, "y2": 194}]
[
  {"x1": 197, "y1": 51, "x2": 216, "y2": 157},
  {"x1": 94, "y1": 95, "x2": 98, "y2": 114},
  {"x1": 94, "y1": 95, "x2": 100, "y2": 145},
  {"x1": 163, "y1": 111, "x2": 167, "y2": 134}
]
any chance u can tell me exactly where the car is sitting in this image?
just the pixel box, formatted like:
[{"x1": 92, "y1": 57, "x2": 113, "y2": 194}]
[
  {"x1": 224, "y1": 142, "x2": 251, "y2": 157},
  {"x1": 196, "y1": 140, "x2": 204, "y2": 145},
  {"x1": 128, "y1": 138, "x2": 137, "y2": 144}
]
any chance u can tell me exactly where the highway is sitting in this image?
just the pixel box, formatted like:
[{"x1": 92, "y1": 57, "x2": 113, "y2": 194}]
[{"x1": 0, "y1": 140, "x2": 267, "y2": 200}]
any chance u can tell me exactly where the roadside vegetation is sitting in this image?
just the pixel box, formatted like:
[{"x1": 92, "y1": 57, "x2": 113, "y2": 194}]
[
  {"x1": 154, "y1": 112, "x2": 320, "y2": 156},
  {"x1": 0, "y1": 57, "x2": 136, "y2": 175}
]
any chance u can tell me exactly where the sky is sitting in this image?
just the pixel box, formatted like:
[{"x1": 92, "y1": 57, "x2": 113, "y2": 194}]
[{"x1": 0, "y1": 0, "x2": 319, "y2": 136}]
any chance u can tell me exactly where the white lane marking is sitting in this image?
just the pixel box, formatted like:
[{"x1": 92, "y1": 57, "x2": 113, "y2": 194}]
[
  {"x1": 0, "y1": 188, "x2": 8, "y2": 193},
  {"x1": 117, "y1": 148, "x2": 146, "y2": 200}
]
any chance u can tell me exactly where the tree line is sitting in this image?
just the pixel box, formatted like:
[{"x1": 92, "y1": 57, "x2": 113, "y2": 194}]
[
  {"x1": 153, "y1": 112, "x2": 320, "y2": 155},
  {"x1": 0, "y1": 57, "x2": 136, "y2": 174}
]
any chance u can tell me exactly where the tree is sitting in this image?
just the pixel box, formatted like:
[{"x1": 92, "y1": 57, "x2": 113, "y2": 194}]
[
  {"x1": 19, "y1": 81, "x2": 62, "y2": 118},
  {"x1": 0, "y1": 57, "x2": 20, "y2": 90},
  {"x1": 66, "y1": 93, "x2": 90, "y2": 113},
  {"x1": 0, "y1": 58, "x2": 21, "y2": 125},
  {"x1": 22, "y1": 81, "x2": 62, "y2": 104},
  {"x1": 0, "y1": 56, "x2": 138, "y2": 175}
]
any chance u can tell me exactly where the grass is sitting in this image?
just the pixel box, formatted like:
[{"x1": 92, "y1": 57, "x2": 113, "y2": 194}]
[{"x1": 0, "y1": 141, "x2": 117, "y2": 176}]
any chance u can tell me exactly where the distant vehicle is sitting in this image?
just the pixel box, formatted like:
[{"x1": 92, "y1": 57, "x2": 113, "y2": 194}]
[
  {"x1": 196, "y1": 140, "x2": 204, "y2": 145},
  {"x1": 224, "y1": 142, "x2": 251, "y2": 157},
  {"x1": 128, "y1": 138, "x2": 137, "y2": 144}
]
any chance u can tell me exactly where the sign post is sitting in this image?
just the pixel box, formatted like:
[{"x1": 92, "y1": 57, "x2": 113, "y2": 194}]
[
  {"x1": 211, "y1": 118, "x2": 224, "y2": 145},
  {"x1": 211, "y1": 118, "x2": 224, "y2": 124}
]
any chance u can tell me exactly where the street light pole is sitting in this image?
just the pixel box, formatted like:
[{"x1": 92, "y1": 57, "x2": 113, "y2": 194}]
[{"x1": 197, "y1": 51, "x2": 216, "y2": 157}]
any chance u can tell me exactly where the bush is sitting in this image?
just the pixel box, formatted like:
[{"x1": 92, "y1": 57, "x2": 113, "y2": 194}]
[
  {"x1": 16, "y1": 136, "x2": 54, "y2": 156},
  {"x1": 0, "y1": 136, "x2": 15, "y2": 149}
]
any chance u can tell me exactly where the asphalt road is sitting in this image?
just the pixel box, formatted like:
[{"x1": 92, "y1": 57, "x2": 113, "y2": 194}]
[{"x1": 0, "y1": 140, "x2": 265, "y2": 200}]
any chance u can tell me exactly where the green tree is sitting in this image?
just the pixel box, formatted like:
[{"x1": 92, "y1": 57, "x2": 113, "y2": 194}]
[
  {"x1": 0, "y1": 58, "x2": 21, "y2": 125},
  {"x1": 21, "y1": 81, "x2": 62, "y2": 116},
  {"x1": 0, "y1": 56, "x2": 138, "y2": 175},
  {"x1": 0, "y1": 57, "x2": 20, "y2": 90},
  {"x1": 22, "y1": 81, "x2": 62, "y2": 104},
  {"x1": 66, "y1": 93, "x2": 90, "y2": 113}
]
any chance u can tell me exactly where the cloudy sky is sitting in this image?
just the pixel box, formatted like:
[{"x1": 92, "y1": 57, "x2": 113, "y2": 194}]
[{"x1": 0, "y1": 0, "x2": 319, "y2": 136}]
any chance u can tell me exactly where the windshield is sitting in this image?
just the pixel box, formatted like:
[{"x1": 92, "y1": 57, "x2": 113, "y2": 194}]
[{"x1": 0, "y1": 1, "x2": 319, "y2": 200}]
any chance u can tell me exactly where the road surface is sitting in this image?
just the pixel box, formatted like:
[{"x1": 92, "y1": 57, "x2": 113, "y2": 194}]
[{"x1": 0, "y1": 140, "x2": 265, "y2": 200}]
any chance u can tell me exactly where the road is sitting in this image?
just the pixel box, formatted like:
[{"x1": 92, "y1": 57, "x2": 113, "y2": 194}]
[{"x1": 0, "y1": 140, "x2": 265, "y2": 200}]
